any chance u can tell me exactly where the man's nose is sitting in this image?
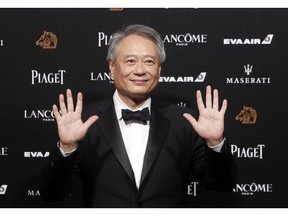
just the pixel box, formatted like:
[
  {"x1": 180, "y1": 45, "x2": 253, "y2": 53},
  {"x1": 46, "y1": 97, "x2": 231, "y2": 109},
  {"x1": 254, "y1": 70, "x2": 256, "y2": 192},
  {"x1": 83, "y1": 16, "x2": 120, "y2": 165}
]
[{"x1": 133, "y1": 63, "x2": 146, "y2": 75}]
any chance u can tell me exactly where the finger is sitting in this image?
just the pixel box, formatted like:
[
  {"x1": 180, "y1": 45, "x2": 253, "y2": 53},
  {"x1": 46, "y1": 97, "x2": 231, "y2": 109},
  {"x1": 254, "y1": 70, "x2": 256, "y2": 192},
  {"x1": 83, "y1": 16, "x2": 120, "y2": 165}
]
[
  {"x1": 196, "y1": 90, "x2": 205, "y2": 112},
  {"x1": 183, "y1": 113, "x2": 197, "y2": 128},
  {"x1": 83, "y1": 115, "x2": 99, "y2": 130},
  {"x1": 52, "y1": 104, "x2": 61, "y2": 121},
  {"x1": 59, "y1": 93, "x2": 67, "y2": 115},
  {"x1": 213, "y1": 89, "x2": 219, "y2": 110},
  {"x1": 205, "y1": 85, "x2": 212, "y2": 108},
  {"x1": 66, "y1": 89, "x2": 74, "y2": 113},
  {"x1": 220, "y1": 99, "x2": 228, "y2": 115},
  {"x1": 75, "y1": 92, "x2": 83, "y2": 114}
]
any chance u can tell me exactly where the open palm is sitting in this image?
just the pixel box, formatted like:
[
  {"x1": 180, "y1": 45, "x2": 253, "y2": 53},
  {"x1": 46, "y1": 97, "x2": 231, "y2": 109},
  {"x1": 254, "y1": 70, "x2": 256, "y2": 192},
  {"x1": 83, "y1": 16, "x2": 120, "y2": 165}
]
[
  {"x1": 53, "y1": 89, "x2": 98, "y2": 151},
  {"x1": 183, "y1": 85, "x2": 227, "y2": 147}
]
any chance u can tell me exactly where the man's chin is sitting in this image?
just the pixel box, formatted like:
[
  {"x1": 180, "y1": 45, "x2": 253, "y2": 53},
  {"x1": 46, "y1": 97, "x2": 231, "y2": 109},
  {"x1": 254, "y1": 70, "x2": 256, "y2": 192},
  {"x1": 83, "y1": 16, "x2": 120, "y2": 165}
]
[{"x1": 127, "y1": 91, "x2": 151, "y2": 101}]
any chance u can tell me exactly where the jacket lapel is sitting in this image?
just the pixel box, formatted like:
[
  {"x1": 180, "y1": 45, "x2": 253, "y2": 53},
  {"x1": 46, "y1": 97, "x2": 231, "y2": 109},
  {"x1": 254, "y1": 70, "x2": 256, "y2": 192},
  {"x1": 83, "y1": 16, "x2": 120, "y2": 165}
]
[
  {"x1": 96, "y1": 100, "x2": 136, "y2": 186},
  {"x1": 140, "y1": 100, "x2": 170, "y2": 188}
]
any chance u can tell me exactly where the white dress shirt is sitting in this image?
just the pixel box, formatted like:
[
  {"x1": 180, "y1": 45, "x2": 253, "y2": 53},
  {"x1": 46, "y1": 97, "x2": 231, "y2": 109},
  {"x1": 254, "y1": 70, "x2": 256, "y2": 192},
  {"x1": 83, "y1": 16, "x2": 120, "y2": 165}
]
[{"x1": 113, "y1": 90, "x2": 151, "y2": 189}]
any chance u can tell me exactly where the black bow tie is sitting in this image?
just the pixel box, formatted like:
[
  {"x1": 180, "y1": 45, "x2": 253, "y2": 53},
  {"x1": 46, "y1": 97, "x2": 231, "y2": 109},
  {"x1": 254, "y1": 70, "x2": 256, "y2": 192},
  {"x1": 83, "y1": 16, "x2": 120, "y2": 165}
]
[{"x1": 121, "y1": 107, "x2": 150, "y2": 124}]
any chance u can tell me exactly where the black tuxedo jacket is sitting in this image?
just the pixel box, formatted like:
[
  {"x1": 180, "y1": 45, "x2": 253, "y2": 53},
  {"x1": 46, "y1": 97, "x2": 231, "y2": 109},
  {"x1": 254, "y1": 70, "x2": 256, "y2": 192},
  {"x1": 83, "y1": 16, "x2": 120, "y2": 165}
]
[{"x1": 41, "y1": 97, "x2": 237, "y2": 207}]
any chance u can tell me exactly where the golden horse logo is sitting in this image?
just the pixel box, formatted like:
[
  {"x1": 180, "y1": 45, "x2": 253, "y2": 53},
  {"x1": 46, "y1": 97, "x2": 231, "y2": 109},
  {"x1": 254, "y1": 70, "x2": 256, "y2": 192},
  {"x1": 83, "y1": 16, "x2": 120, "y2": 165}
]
[
  {"x1": 36, "y1": 31, "x2": 57, "y2": 49},
  {"x1": 235, "y1": 106, "x2": 257, "y2": 124}
]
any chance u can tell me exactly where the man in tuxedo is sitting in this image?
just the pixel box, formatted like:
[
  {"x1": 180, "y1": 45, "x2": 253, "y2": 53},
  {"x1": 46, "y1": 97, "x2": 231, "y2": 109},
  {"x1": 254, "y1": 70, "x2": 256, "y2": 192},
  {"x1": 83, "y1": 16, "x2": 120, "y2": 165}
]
[{"x1": 41, "y1": 24, "x2": 237, "y2": 207}]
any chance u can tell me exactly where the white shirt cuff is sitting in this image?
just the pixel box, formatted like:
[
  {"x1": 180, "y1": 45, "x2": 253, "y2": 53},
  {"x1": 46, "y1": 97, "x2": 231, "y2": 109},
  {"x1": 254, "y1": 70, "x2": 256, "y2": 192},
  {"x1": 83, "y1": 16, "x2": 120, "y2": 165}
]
[
  {"x1": 209, "y1": 137, "x2": 226, "y2": 153},
  {"x1": 57, "y1": 141, "x2": 78, "y2": 157}
]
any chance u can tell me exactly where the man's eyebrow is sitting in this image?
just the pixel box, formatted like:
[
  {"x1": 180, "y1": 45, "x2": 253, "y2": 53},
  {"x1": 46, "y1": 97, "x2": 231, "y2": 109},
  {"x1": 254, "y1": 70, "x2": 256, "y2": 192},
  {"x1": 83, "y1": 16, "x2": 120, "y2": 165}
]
[{"x1": 123, "y1": 54, "x2": 157, "y2": 59}]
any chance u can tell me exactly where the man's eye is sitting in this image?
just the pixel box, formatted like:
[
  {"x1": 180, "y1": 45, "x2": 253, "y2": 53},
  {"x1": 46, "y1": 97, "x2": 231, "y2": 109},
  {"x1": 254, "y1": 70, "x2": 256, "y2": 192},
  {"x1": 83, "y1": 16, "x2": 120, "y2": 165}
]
[
  {"x1": 126, "y1": 59, "x2": 135, "y2": 64},
  {"x1": 145, "y1": 60, "x2": 155, "y2": 65}
]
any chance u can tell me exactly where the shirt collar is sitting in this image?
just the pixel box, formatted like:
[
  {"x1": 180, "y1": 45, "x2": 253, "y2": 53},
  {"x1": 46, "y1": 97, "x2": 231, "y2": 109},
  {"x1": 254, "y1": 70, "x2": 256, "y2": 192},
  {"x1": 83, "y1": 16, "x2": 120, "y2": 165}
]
[{"x1": 113, "y1": 89, "x2": 151, "y2": 121}]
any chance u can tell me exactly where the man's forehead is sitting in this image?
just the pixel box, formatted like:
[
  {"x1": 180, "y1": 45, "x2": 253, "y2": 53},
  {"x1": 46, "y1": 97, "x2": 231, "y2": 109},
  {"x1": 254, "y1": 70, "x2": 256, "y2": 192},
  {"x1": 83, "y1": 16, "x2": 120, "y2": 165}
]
[
  {"x1": 119, "y1": 34, "x2": 156, "y2": 46},
  {"x1": 122, "y1": 54, "x2": 157, "y2": 59}
]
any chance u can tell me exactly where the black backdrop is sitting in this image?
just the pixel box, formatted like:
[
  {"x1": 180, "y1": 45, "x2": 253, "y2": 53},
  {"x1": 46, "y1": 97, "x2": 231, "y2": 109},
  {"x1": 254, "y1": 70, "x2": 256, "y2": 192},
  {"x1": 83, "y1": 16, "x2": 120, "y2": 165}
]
[{"x1": 0, "y1": 8, "x2": 288, "y2": 208}]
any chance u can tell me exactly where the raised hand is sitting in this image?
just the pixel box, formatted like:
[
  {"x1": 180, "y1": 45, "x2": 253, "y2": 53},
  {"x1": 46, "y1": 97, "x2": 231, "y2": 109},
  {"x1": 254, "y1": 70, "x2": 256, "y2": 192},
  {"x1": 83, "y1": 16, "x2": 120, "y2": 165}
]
[
  {"x1": 183, "y1": 85, "x2": 227, "y2": 147},
  {"x1": 53, "y1": 89, "x2": 98, "y2": 152}
]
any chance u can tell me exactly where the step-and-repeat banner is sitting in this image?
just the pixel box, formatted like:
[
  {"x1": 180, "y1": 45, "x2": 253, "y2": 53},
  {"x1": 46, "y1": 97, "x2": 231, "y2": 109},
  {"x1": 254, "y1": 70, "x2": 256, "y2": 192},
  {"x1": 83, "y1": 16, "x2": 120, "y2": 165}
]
[{"x1": 0, "y1": 8, "x2": 287, "y2": 207}]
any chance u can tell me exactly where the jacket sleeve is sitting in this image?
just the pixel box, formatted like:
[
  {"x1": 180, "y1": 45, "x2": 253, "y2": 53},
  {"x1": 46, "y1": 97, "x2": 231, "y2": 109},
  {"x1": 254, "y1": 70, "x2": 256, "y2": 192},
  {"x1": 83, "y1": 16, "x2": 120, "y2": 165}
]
[
  {"x1": 40, "y1": 144, "x2": 80, "y2": 202},
  {"x1": 191, "y1": 134, "x2": 238, "y2": 191}
]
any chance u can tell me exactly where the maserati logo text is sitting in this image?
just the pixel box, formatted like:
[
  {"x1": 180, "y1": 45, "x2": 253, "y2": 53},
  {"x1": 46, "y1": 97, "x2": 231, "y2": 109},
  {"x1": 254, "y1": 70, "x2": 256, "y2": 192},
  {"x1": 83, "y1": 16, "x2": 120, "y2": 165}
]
[
  {"x1": 27, "y1": 190, "x2": 41, "y2": 196},
  {"x1": 226, "y1": 64, "x2": 270, "y2": 84},
  {"x1": 31, "y1": 69, "x2": 66, "y2": 85}
]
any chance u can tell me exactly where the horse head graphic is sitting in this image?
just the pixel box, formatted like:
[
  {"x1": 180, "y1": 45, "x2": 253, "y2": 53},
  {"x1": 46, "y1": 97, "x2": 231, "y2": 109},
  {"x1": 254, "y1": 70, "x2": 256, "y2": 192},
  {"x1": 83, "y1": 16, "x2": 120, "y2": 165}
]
[
  {"x1": 235, "y1": 106, "x2": 257, "y2": 124},
  {"x1": 36, "y1": 31, "x2": 57, "y2": 49}
]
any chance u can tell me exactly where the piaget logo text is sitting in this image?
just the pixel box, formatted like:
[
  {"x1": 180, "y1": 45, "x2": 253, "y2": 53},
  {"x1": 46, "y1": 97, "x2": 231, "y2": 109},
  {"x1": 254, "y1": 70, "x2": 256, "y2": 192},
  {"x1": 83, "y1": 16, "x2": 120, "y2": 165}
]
[
  {"x1": 187, "y1": 182, "x2": 199, "y2": 196},
  {"x1": 31, "y1": 69, "x2": 66, "y2": 85},
  {"x1": 231, "y1": 144, "x2": 265, "y2": 159}
]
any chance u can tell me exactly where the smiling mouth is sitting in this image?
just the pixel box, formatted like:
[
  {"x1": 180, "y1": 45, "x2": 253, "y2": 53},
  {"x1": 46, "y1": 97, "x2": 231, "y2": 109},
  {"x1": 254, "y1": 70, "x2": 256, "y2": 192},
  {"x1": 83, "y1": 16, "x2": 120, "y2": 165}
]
[{"x1": 130, "y1": 79, "x2": 148, "y2": 85}]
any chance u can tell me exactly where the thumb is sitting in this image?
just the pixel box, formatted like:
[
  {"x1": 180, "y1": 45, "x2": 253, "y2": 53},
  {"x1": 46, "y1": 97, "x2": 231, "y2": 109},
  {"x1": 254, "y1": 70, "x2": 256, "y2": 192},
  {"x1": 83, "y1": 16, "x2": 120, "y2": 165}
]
[
  {"x1": 83, "y1": 115, "x2": 98, "y2": 130},
  {"x1": 183, "y1": 113, "x2": 197, "y2": 128}
]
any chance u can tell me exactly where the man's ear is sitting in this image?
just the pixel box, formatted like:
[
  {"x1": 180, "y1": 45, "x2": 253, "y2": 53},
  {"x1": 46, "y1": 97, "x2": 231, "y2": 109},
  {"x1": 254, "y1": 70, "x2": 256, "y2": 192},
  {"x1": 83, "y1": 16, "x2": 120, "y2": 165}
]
[{"x1": 109, "y1": 61, "x2": 115, "y2": 79}]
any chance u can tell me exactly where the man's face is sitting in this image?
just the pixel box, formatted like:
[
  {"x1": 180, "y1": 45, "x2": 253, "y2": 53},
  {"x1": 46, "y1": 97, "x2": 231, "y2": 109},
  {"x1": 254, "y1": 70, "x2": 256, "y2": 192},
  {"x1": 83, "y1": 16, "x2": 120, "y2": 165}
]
[{"x1": 109, "y1": 35, "x2": 161, "y2": 104}]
